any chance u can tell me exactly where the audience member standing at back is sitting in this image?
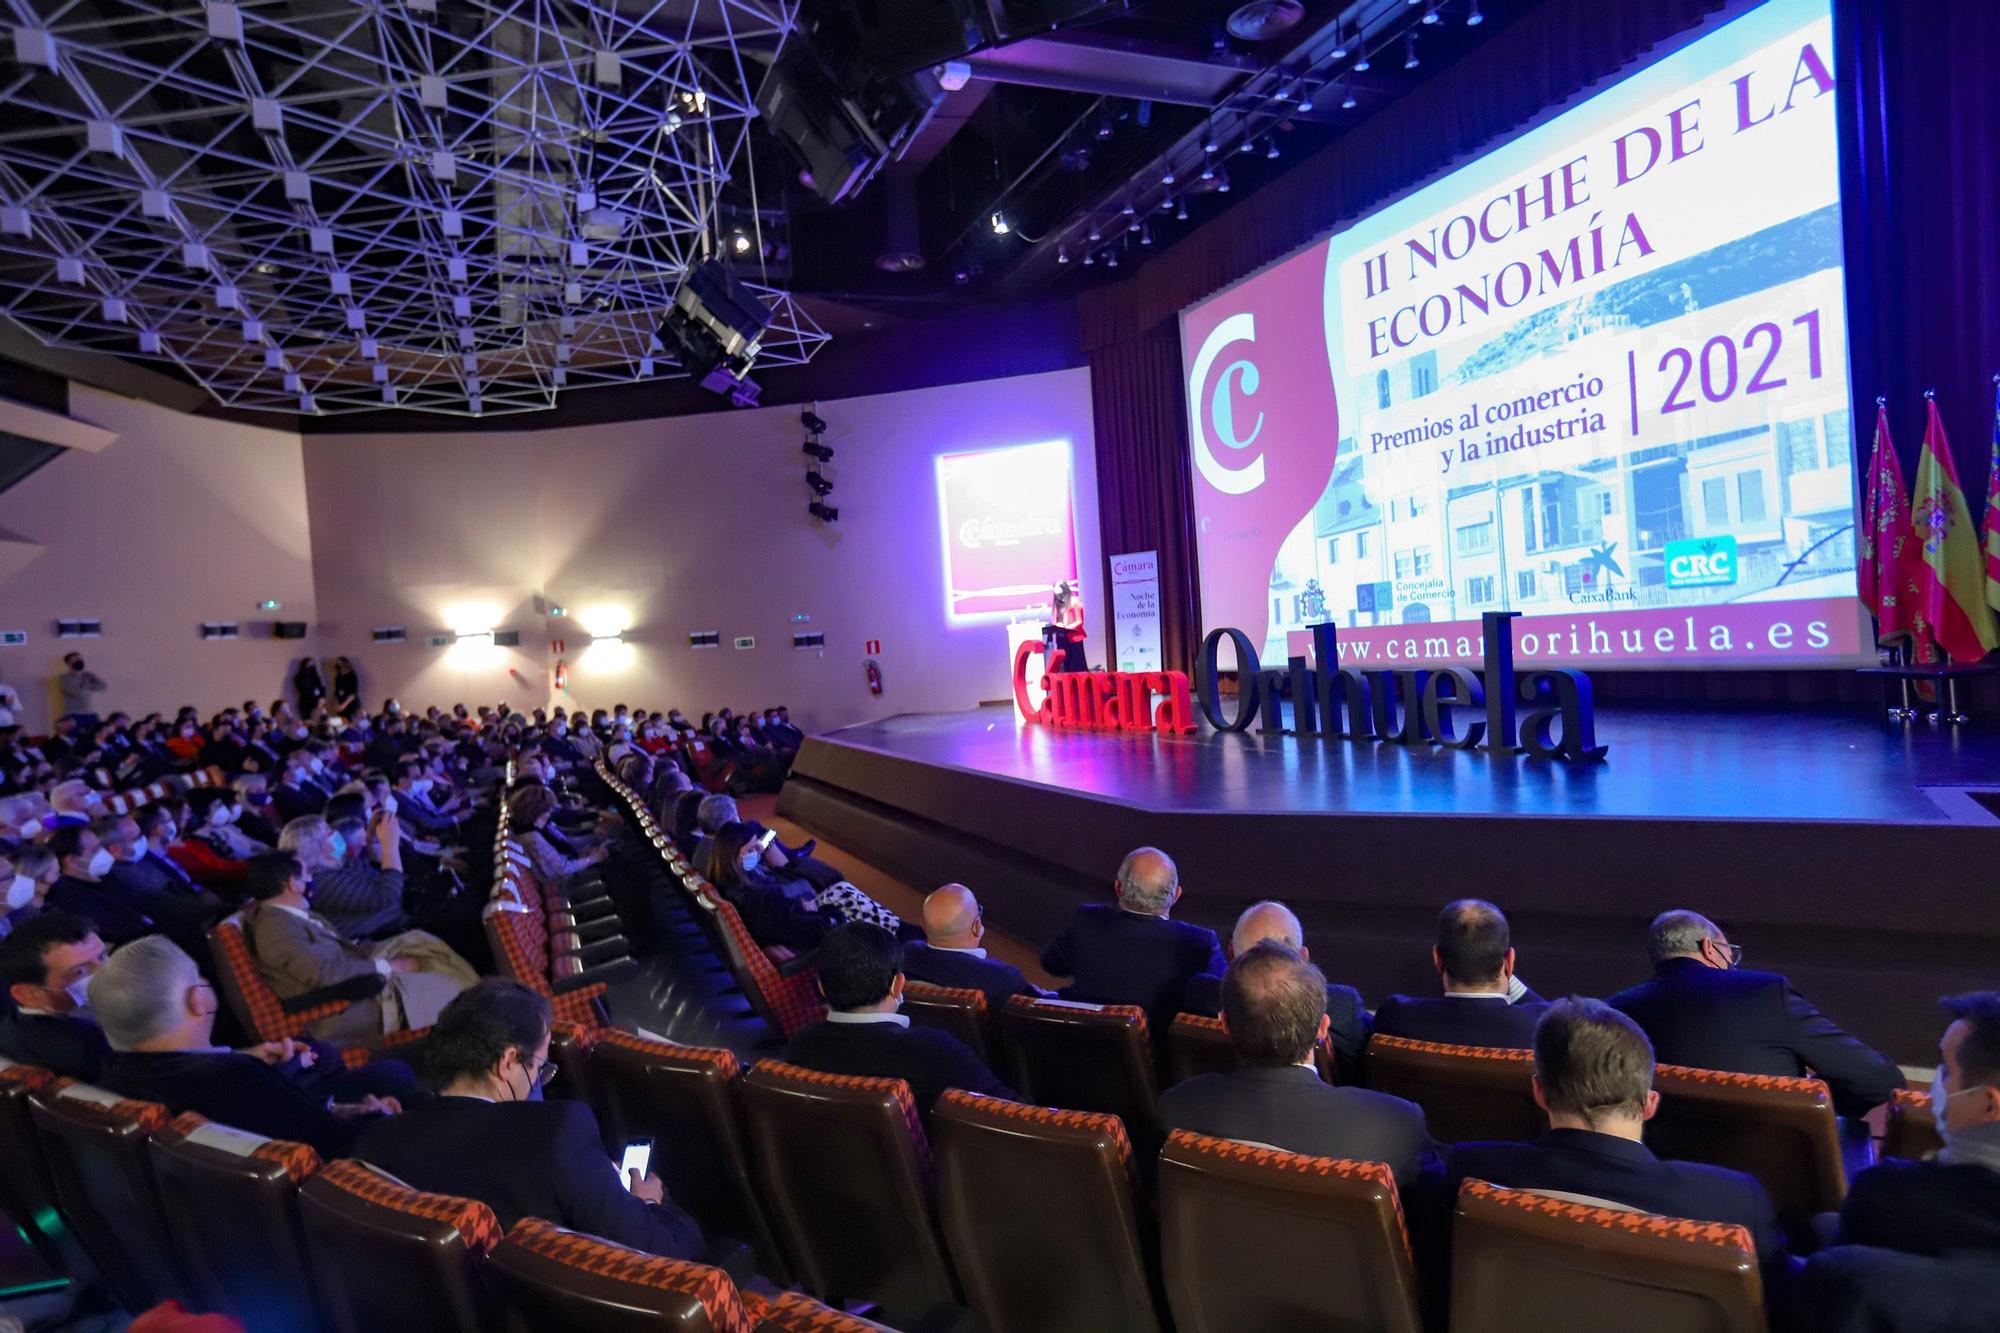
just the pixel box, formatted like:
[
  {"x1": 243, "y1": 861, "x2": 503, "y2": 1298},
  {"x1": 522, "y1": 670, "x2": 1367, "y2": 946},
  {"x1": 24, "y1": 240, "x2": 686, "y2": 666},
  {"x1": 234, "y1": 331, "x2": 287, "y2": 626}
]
[
  {"x1": 1039, "y1": 847, "x2": 1224, "y2": 1036},
  {"x1": 1607, "y1": 910, "x2": 1903, "y2": 1117},
  {"x1": 1373, "y1": 899, "x2": 1547, "y2": 1049}
]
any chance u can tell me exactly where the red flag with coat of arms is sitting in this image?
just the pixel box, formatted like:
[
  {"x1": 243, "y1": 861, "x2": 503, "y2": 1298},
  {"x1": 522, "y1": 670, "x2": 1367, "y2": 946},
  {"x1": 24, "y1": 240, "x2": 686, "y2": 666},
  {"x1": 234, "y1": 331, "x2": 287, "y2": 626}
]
[
  {"x1": 1909, "y1": 395, "x2": 1999, "y2": 663},
  {"x1": 1982, "y1": 377, "x2": 2000, "y2": 618},
  {"x1": 1857, "y1": 401, "x2": 1914, "y2": 646}
]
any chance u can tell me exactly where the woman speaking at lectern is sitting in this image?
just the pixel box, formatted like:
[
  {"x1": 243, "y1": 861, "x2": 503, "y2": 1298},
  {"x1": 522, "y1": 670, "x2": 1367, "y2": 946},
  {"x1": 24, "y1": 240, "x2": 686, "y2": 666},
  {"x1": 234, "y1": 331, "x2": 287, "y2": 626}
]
[{"x1": 1046, "y1": 578, "x2": 1087, "y2": 673}]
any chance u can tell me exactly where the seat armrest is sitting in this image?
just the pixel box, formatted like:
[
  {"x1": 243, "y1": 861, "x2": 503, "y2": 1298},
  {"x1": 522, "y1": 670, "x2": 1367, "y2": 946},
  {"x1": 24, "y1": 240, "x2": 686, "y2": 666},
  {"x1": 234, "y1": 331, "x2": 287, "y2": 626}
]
[
  {"x1": 280, "y1": 972, "x2": 385, "y2": 1014},
  {"x1": 772, "y1": 948, "x2": 818, "y2": 979}
]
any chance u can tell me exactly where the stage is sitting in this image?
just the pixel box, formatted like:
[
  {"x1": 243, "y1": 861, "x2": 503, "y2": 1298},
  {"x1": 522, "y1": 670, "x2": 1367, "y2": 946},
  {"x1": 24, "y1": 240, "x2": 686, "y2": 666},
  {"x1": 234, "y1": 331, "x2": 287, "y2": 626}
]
[{"x1": 776, "y1": 703, "x2": 2000, "y2": 1064}]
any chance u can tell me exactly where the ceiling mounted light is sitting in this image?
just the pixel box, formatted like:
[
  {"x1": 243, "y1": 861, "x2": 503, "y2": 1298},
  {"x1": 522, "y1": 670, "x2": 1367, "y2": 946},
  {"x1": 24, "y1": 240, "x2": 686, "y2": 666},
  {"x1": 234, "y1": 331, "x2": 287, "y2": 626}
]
[
  {"x1": 1161, "y1": 168, "x2": 1176, "y2": 185},
  {"x1": 1354, "y1": 49, "x2": 1372, "y2": 72},
  {"x1": 730, "y1": 230, "x2": 751, "y2": 254},
  {"x1": 989, "y1": 211, "x2": 1011, "y2": 235},
  {"x1": 1331, "y1": 24, "x2": 1350, "y2": 59},
  {"x1": 1082, "y1": 252, "x2": 1095, "y2": 266},
  {"x1": 1423, "y1": 1, "x2": 1441, "y2": 24},
  {"x1": 1342, "y1": 88, "x2": 1358, "y2": 109},
  {"x1": 1121, "y1": 201, "x2": 1137, "y2": 215},
  {"x1": 1468, "y1": 0, "x2": 1484, "y2": 24},
  {"x1": 1225, "y1": 0, "x2": 1305, "y2": 43},
  {"x1": 1297, "y1": 92, "x2": 1314, "y2": 112},
  {"x1": 1405, "y1": 33, "x2": 1421, "y2": 68},
  {"x1": 1106, "y1": 250, "x2": 1119, "y2": 268},
  {"x1": 1057, "y1": 249, "x2": 1069, "y2": 264},
  {"x1": 1176, "y1": 197, "x2": 1189, "y2": 221}
]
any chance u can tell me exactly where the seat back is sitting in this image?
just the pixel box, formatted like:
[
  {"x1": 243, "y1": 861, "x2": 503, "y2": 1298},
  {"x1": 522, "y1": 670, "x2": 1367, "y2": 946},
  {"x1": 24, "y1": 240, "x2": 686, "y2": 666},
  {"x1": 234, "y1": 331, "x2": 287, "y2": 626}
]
[
  {"x1": 586, "y1": 1028, "x2": 785, "y2": 1276},
  {"x1": 1157, "y1": 1129, "x2": 1421, "y2": 1333},
  {"x1": 1451, "y1": 1178, "x2": 1765, "y2": 1333},
  {"x1": 209, "y1": 912, "x2": 333, "y2": 1043},
  {"x1": 1364, "y1": 1035, "x2": 1542, "y2": 1145},
  {"x1": 902, "y1": 983, "x2": 992, "y2": 1064},
  {"x1": 0, "y1": 1059, "x2": 74, "y2": 1266},
  {"x1": 298, "y1": 1158, "x2": 501, "y2": 1333},
  {"x1": 1647, "y1": 1065, "x2": 1845, "y2": 1227},
  {"x1": 487, "y1": 1216, "x2": 751, "y2": 1333},
  {"x1": 1881, "y1": 1087, "x2": 1942, "y2": 1162},
  {"x1": 998, "y1": 998, "x2": 1159, "y2": 1145},
  {"x1": 148, "y1": 1112, "x2": 323, "y2": 1330},
  {"x1": 26, "y1": 1081, "x2": 186, "y2": 1311},
  {"x1": 739, "y1": 1061, "x2": 955, "y2": 1316},
  {"x1": 1165, "y1": 1014, "x2": 1238, "y2": 1087},
  {"x1": 746, "y1": 1290, "x2": 899, "y2": 1331},
  {"x1": 932, "y1": 1091, "x2": 1160, "y2": 1333}
]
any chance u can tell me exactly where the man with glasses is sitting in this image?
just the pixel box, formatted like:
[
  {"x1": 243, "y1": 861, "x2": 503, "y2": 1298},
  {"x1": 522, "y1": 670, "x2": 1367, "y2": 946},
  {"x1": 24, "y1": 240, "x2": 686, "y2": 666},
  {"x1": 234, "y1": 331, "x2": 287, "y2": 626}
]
[
  {"x1": 1608, "y1": 909, "x2": 1904, "y2": 1117},
  {"x1": 89, "y1": 935, "x2": 408, "y2": 1159},
  {"x1": 352, "y1": 979, "x2": 709, "y2": 1261}
]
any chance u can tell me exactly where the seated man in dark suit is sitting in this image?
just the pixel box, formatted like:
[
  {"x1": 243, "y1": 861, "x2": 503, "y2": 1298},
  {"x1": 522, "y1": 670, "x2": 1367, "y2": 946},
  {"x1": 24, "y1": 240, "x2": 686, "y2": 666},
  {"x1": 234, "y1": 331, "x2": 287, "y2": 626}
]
[
  {"x1": 784, "y1": 922, "x2": 1016, "y2": 1113},
  {"x1": 0, "y1": 912, "x2": 110, "y2": 1079},
  {"x1": 1160, "y1": 941, "x2": 1439, "y2": 1190},
  {"x1": 1448, "y1": 997, "x2": 1793, "y2": 1295},
  {"x1": 1038, "y1": 846, "x2": 1225, "y2": 1036},
  {"x1": 88, "y1": 935, "x2": 408, "y2": 1160},
  {"x1": 355, "y1": 979, "x2": 706, "y2": 1259},
  {"x1": 44, "y1": 823, "x2": 155, "y2": 945},
  {"x1": 1183, "y1": 900, "x2": 1370, "y2": 1084},
  {"x1": 1607, "y1": 910, "x2": 1904, "y2": 1117},
  {"x1": 1373, "y1": 899, "x2": 1547, "y2": 1049},
  {"x1": 901, "y1": 883, "x2": 1048, "y2": 1013},
  {"x1": 1837, "y1": 991, "x2": 2000, "y2": 1256},
  {"x1": 101, "y1": 813, "x2": 225, "y2": 939}
]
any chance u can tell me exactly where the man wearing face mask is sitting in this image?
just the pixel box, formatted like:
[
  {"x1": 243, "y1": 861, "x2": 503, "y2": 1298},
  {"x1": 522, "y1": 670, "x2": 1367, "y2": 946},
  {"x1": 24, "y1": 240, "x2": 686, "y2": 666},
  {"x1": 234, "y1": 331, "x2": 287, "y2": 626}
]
[
  {"x1": 1837, "y1": 992, "x2": 2000, "y2": 1256},
  {"x1": 100, "y1": 814, "x2": 225, "y2": 941},
  {"x1": 273, "y1": 749, "x2": 331, "y2": 824},
  {"x1": 391, "y1": 756, "x2": 465, "y2": 840},
  {"x1": 0, "y1": 913, "x2": 110, "y2": 1077},
  {"x1": 280, "y1": 810, "x2": 407, "y2": 939},
  {"x1": 91, "y1": 935, "x2": 406, "y2": 1160},
  {"x1": 352, "y1": 979, "x2": 708, "y2": 1261},
  {"x1": 44, "y1": 824, "x2": 154, "y2": 945},
  {"x1": 53, "y1": 653, "x2": 106, "y2": 731},
  {"x1": 0, "y1": 846, "x2": 39, "y2": 937}
]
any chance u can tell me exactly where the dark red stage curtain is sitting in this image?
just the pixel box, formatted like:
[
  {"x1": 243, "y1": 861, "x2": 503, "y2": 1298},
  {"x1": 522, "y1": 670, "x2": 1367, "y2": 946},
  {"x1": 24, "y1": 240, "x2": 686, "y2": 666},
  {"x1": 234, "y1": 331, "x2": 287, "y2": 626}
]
[{"x1": 1090, "y1": 322, "x2": 1202, "y2": 676}]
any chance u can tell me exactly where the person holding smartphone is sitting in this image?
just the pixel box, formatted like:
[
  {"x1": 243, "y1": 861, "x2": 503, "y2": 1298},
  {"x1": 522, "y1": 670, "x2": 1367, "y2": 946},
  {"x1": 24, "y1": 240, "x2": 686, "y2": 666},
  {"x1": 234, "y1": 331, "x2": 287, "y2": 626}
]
[{"x1": 353, "y1": 979, "x2": 705, "y2": 1259}]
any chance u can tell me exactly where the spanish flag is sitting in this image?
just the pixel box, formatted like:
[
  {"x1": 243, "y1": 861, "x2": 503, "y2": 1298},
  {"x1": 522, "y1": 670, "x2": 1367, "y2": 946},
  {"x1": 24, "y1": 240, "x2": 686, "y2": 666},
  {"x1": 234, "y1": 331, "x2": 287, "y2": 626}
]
[{"x1": 1909, "y1": 395, "x2": 1999, "y2": 664}]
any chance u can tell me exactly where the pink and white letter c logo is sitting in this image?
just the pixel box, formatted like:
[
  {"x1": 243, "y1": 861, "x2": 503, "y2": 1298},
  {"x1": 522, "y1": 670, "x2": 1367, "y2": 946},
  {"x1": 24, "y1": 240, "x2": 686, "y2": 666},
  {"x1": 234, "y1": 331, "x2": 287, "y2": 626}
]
[{"x1": 1188, "y1": 312, "x2": 1266, "y2": 495}]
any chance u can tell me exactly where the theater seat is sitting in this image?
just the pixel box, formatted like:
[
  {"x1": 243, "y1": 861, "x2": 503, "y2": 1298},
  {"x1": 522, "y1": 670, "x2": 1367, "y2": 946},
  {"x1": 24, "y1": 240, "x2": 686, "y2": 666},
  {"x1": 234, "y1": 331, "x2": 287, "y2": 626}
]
[
  {"x1": 1881, "y1": 1086, "x2": 1941, "y2": 1162},
  {"x1": 147, "y1": 1112, "x2": 322, "y2": 1330},
  {"x1": 739, "y1": 1061, "x2": 958, "y2": 1323},
  {"x1": 931, "y1": 1090, "x2": 1162, "y2": 1333},
  {"x1": 902, "y1": 983, "x2": 992, "y2": 1064},
  {"x1": 298, "y1": 1159, "x2": 500, "y2": 1333},
  {"x1": 1646, "y1": 1065, "x2": 1844, "y2": 1242},
  {"x1": 698, "y1": 891, "x2": 825, "y2": 1038},
  {"x1": 27, "y1": 1081, "x2": 186, "y2": 1311},
  {"x1": 745, "y1": 1290, "x2": 901, "y2": 1331},
  {"x1": 486, "y1": 1216, "x2": 752, "y2": 1333},
  {"x1": 586, "y1": 1028, "x2": 786, "y2": 1276},
  {"x1": 1157, "y1": 1129, "x2": 1421, "y2": 1333},
  {"x1": 209, "y1": 914, "x2": 429, "y2": 1062},
  {"x1": 1165, "y1": 1014, "x2": 1237, "y2": 1087},
  {"x1": 0, "y1": 1059, "x2": 79, "y2": 1270},
  {"x1": 1451, "y1": 1178, "x2": 1764, "y2": 1333},
  {"x1": 998, "y1": 997, "x2": 1159, "y2": 1148},
  {"x1": 1365, "y1": 1034, "x2": 1542, "y2": 1145}
]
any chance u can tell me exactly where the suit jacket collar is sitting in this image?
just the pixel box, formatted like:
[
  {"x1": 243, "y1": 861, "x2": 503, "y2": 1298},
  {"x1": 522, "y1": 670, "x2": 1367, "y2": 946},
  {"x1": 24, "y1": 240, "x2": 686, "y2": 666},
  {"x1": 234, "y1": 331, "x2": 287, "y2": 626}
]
[
  {"x1": 1229, "y1": 1064, "x2": 1324, "y2": 1087},
  {"x1": 1654, "y1": 957, "x2": 1711, "y2": 978},
  {"x1": 1538, "y1": 1127, "x2": 1658, "y2": 1165}
]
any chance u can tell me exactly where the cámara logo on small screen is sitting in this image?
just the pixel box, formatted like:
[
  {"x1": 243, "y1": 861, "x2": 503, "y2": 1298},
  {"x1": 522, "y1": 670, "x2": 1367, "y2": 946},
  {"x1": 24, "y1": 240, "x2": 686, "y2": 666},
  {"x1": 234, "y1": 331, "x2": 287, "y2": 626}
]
[{"x1": 1187, "y1": 312, "x2": 1268, "y2": 495}]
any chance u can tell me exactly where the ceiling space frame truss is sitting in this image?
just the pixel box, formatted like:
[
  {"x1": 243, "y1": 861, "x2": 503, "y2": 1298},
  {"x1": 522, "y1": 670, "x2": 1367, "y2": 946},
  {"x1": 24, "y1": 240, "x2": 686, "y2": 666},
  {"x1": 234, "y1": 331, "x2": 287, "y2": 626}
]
[{"x1": 0, "y1": 0, "x2": 826, "y2": 418}]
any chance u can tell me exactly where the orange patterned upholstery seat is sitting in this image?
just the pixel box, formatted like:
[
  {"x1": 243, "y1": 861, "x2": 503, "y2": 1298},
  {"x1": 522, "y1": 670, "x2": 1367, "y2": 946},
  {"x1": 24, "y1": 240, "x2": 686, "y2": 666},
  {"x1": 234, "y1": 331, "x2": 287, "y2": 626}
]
[
  {"x1": 1647, "y1": 1064, "x2": 1845, "y2": 1240},
  {"x1": 1451, "y1": 1178, "x2": 1764, "y2": 1333},
  {"x1": 298, "y1": 1158, "x2": 501, "y2": 1333},
  {"x1": 1364, "y1": 1033, "x2": 1543, "y2": 1145},
  {"x1": 739, "y1": 1061, "x2": 958, "y2": 1323},
  {"x1": 902, "y1": 982, "x2": 993, "y2": 1064},
  {"x1": 207, "y1": 913, "x2": 429, "y2": 1063},
  {"x1": 0, "y1": 1058, "x2": 74, "y2": 1268},
  {"x1": 147, "y1": 1112, "x2": 322, "y2": 1329},
  {"x1": 1157, "y1": 1129, "x2": 1422, "y2": 1333},
  {"x1": 699, "y1": 892, "x2": 825, "y2": 1038},
  {"x1": 1165, "y1": 1013, "x2": 1237, "y2": 1086},
  {"x1": 931, "y1": 1090, "x2": 1162, "y2": 1333},
  {"x1": 586, "y1": 1028, "x2": 786, "y2": 1277},
  {"x1": 487, "y1": 1216, "x2": 752, "y2": 1333},
  {"x1": 744, "y1": 1290, "x2": 900, "y2": 1331},
  {"x1": 27, "y1": 1081, "x2": 186, "y2": 1312},
  {"x1": 1881, "y1": 1086, "x2": 1941, "y2": 1162},
  {"x1": 998, "y1": 997, "x2": 1160, "y2": 1148}
]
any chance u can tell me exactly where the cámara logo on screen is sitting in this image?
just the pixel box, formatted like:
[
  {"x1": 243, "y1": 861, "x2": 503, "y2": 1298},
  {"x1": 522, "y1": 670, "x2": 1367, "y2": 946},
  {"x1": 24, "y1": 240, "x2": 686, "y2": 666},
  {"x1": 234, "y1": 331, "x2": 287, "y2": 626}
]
[{"x1": 1187, "y1": 312, "x2": 1267, "y2": 494}]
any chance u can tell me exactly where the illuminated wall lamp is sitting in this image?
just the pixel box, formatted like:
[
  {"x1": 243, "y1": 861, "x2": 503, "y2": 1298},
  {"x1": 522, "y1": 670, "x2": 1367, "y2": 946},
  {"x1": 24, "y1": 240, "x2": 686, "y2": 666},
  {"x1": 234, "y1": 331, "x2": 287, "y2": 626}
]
[{"x1": 591, "y1": 630, "x2": 626, "y2": 644}]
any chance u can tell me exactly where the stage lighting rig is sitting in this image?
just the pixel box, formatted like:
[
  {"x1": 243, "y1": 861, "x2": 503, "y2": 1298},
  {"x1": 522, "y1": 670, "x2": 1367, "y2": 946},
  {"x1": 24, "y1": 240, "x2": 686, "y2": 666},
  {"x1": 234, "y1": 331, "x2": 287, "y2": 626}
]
[
  {"x1": 802, "y1": 441, "x2": 834, "y2": 462},
  {"x1": 806, "y1": 470, "x2": 835, "y2": 496},
  {"x1": 801, "y1": 408, "x2": 828, "y2": 434},
  {"x1": 657, "y1": 259, "x2": 771, "y2": 404},
  {"x1": 809, "y1": 501, "x2": 840, "y2": 523}
]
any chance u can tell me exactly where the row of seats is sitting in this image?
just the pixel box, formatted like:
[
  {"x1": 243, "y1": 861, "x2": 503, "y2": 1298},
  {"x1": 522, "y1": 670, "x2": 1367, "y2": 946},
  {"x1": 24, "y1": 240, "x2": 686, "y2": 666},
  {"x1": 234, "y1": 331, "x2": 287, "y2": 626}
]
[
  {"x1": 0, "y1": 1052, "x2": 900, "y2": 1331},
  {"x1": 99, "y1": 764, "x2": 231, "y2": 815},
  {"x1": 482, "y1": 765, "x2": 638, "y2": 1030}
]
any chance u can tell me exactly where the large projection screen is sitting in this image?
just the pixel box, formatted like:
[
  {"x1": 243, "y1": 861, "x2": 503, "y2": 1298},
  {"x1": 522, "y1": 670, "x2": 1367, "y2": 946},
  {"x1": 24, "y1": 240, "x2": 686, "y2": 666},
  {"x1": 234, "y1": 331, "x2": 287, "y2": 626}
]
[{"x1": 1181, "y1": 0, "x2": 1867, "y2": 671}]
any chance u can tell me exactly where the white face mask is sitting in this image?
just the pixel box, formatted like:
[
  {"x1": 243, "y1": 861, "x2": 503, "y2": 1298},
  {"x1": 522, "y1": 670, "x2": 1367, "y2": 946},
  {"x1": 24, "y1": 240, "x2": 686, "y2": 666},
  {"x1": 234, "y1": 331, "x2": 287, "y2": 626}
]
[
  {"x1": 6, "y1": 874, "x2": 35, "y2": 910},
  {"x1": 210, "y1": 804, "x2": 236, "y2": 826},
  {"x1": 381, "y1": 794, "x2": 398, "y2": 815},
  {"x1": 739, "y1": 853, "x2": 760, "y2": 873},
  {"x1": 85, "y1": 848, "x2": 114, "y2": 878},
  {"x1": 120, "y1": 840, "x2": 145, "y2": 863},
  {"x1": 64, "y1": 978, "x2": 92, "y2": 1010},
  {"x1": 308, "y1": 758, "x2": 325, "y2": 775}
]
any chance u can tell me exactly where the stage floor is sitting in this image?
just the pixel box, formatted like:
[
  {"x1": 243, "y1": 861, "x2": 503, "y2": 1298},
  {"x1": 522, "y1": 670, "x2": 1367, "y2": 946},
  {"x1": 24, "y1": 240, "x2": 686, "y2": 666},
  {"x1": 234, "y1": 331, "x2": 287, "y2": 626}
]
[
  {"x1": 812, "y1": 704, "x2": 2000, "y2": 826},
  {"x1": 779, "y1": 702, "x2": 2000, "y2": 1062}
]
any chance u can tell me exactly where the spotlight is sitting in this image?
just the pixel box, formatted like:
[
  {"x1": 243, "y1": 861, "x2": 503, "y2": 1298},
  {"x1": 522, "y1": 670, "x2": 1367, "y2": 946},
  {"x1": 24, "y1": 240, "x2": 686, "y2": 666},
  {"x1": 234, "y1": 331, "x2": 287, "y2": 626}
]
[
  {"x1": 1239, "y1": 139, "x2": 1255, "y2": 154},
  {"x1": 1297, "y1": 93, "x2": 1314, "y2": 112},
  {"x1": 1088, "y1": 226, "x2": 1102, "y2": 241},
  {"x1": 1267, "y1": 139, "x2": 1280, "y2": 159},
  {"x1": 1128, "y1": 219, "x2": 1141, "y2": 233},
  {"x1": 1354, "y1": 49, "x2": 1371, "y2": 71},
  {"x1": 1058, "y1": 248, "x2": 1070, "y2": 264},
  {"x1": 1082, "y1": 252, "x2": 1095, "y2": 266},
  {"x1": 800, "y1": 408, "x2": 827, "y2": 434},
  {"x1": 730, "y1": 230, "x2": 751, "y2": 254},
  {"x1": 1217, "y1": 171, "x2": 1231, "y2": 193},
  {"x1": 1121, "y1": 201, "x2": 1136, "y2": 216},
  {"x1": 1106, "y1": 250, "x2": 1119, "y2": 268},
  {"x1": 805, "y1": 470, "x2": 834, "y2": 496},
  {"x1": 1467, "y1": 0, "x2": 1483, "y2": 23},
  {"x1": 803, "y1": 440, "x2": 834, "y2": 462},
  {"x1": 1331, "y1": 24, "x2": 1349, "y2": 58},
  {"x1": 1139, "y1": 225, "x2": 1152, "y2": 246},
  {"x1": 1176, "y1": 197, "x2": 1189, "y2": 221},
  {"x1": 1422, "y1": 1, "x2": 1440, "y2": 22},
  {"x1": 1405, "y1": 33, "x2": 1420, "y2": 68},
  {"x1": 1200, "y1": 164, "x2": 1215, "y2": 181},
  {"x1": 989, "y1": 211, "x2": 1010, "y2": 235},
  {"x1": 1342, "y1": 88, "x2": 1358, "y2": 109},
  {"x1": 809, "y1": 501, "x2": 839, "y2": 523},
  {"x1": 1161, "y1": 168, "x2": 1176, "y2": 185}
]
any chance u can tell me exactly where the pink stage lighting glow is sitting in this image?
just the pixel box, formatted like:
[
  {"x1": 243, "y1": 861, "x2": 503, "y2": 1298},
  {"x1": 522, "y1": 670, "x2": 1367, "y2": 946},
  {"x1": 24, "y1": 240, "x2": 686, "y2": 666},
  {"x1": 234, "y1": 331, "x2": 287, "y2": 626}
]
[{"x1": 935, "y1": 439, "x2": 1080, "y2": 622}]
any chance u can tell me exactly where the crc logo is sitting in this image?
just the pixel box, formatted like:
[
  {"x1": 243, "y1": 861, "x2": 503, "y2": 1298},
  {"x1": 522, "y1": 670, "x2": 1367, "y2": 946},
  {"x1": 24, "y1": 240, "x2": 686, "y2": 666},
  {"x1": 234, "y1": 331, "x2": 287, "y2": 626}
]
[
  {"x1": 1187, "y1": 312, "x2": 1266, "y2": 495},
  {"x1": 1663, "y1": 536, "x2": 1738, "y2": 589}
]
